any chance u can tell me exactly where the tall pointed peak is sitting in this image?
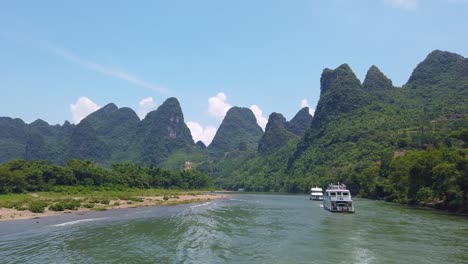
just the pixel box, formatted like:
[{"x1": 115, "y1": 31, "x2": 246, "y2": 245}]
[
  {"x1": 146, "y1": 97, "x2": 182, "y2": 119},
  {"x1": 196, "y1": 140, "x2": 207, "y2": 149},
  {"x1": 363, "y1": 65, "x2": 393, "y2": 90},
  {"x1": 320, "y1": 63, "x2": 361, "y2": 93},
  {"x1": 296, "y1": 107, "x2": 312, "y2": 117},
  {"x1": 265, "y1": 113, "x2": 287, "y2": 131},
  {"x1": 208, "y1": 106, "x2": 263, "y2": 153},
  {"x1": 226, "y1": 106, "x2": 252, "y2": 115},
  {"x1": 286, "y1": 107, "x2": 313, "y2": 136},
  {"x1": 116, "y1": 107, "x2": 140, "y2": 121},
  {"x1": 137, "y1": 96, "x2": 194, "y2": 165},
  {"x1": 81, "y1": 103, "x2": 118, "y2": 124},
  {"x1": 61, "y1": 120, "x2": 75, "y2": 133},
  {"x1": 102, "y1": 103, "x2": 118, "y2": 112},
  {"x1": 407, "y1": 50, "x2": 466, "y2": 85},
  {"x1": 164, "y1": 97, "x2": 180, "y2": 104},
  {"x1": 160, "y1": 97, "x2": 181, "y2": 109},
  {"x1": 426, "y1": 50, "x2": 464, "y2": 61},
  {"x1": 30, "y1": 119, "x2": 50, "y2": 126},
  {"x1": 258, "y1": 112, "x2": 297, "y2": 154},
  {"x1": 313, "y1": 64, "x2": 369, "y2": 128},
  {"x1": 221, "y1": 107, "x2": 260, "y2": 129}
]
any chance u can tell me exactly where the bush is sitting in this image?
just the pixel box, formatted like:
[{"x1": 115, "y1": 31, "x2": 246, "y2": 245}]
[
  {"x1": 49, "y1": 203, "x2": 65, "y2": 211},
  {"x1": 128, "y1": 197, "x2": 143, "y2": 202},
  {"x1": 83, "y1": 203, "x2": 95, "y2": 208},
  {"x1": 64, "y1": 200, "x2": 81, "y2": 210},
  {"x1": 29, "y1": 201, "x2": 47, "y2": 213},
  {"x1": 100, "y1": 199, "x2": 110, "y2": 204},
  {"x1": 416, "y1": 187, "x2": 434, "y2": 205},
  {"x1": 17, "y1": 205, "x2": 29, "y2": 211},
  {"x1": 89, "y1": 198, "x2": 100, "y2": 204},
  {"x1": 163, "y1": 195, "x2": 169, "y2": 201}
]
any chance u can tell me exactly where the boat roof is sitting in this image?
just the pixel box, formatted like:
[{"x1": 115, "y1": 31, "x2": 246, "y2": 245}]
[
  {"x1": 311, "y1": 187, "x2": 323, "y2": 191},
  {"x1": 325, "y1": 185, "x2": 350, "y2": 191}
]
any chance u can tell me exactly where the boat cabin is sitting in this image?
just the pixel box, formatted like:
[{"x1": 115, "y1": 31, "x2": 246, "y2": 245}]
[
  {"x1": 309, "y1": 186, "x2": 324, "y2": 201},
  {"x1": 323, "y1": 184, "x2": 354, "y2": 213}
]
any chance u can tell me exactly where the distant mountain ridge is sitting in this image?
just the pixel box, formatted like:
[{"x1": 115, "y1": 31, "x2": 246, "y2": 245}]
[
  {"x1": 0, "y1": 96, "x2": 312, "y2": 166},
  {"x1": 208, "y1": 107, "x2": 263, "y2": 154},
  {"x1": 258, "y1": 108, "x2": 313, "y2": 154},
  {"x1": 0, "y1": 98, "x2": 198, "y2": 165},
  {"x1": 312, "y1": 63, "x2": 370, "y2": 128},
  {"x1": 1, "y1": 50, "x2": 467, "y2": 211}
]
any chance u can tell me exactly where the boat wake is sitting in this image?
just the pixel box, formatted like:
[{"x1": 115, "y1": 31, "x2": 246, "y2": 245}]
[
  {"x1": 228, "y1": 198, "x2": 249, "y2": 202},
  {"x1": 51, "y1": 217, "x2": 108, "y2": 227},
  {"x1": 190, "y1": 202, "x2": 212, "y2": 209}
]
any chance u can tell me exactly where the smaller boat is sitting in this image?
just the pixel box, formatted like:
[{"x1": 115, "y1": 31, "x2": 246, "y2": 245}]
[
  {"x1": 323, "y1": 183, "x2": 355, "y2": 213},
  {"x1": 309, "y1": 186, "x2": 323, "y2": 201}
]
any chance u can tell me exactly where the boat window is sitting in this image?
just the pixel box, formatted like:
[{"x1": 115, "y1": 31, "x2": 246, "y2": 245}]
[
  {"x1": 330, "y1": 192, "x2": 336, "y2": 196},
  {"x1": 337, "y1": 192, "x2": 341, "y2": 195},
  {"x1": 342, "y1": 192, "x2": 349, "y2": 196}
]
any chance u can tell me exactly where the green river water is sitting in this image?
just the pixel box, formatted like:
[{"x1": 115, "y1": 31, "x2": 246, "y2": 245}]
[{"x1": 0, "y1": 194, "x2": 467, "y2": 263}]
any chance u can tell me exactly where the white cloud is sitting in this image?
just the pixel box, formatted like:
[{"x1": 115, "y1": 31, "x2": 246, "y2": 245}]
[
  {"x1": 384, "y1": 0, "x2": 417, "y2": 10},
  {"x1": 137, "y1": 97, "x2": 157, "y2": 119},
  {"x1": 208, "y1": 92, "x2": 231, "y2": 118},
  {"x1": 249, "y1": 105, "x2": 268, "y2": 130},
  {"x1": 300, "y1": 99, "x2": 315, "y2": 116},
  {"x1": 187, "y1": 121, "x2": 217, "y2": 145},
  {"x1": 70, "y1": 97, "x2": 100, "y2": 123}
]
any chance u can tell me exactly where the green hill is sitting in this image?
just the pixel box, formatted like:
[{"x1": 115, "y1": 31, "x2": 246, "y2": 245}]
[
  {"x1": 137, "y1": 97, "x2": 195, "y2": 165},
  {"x1": 0, "y1": 50, "x2": 466, "y2": 211},
  {"x1": 285, "y1": 107, "x2": 313, "y2": 136},
  {"x1": 208, "y1": 107, "x2": 263, "y2": 155}
]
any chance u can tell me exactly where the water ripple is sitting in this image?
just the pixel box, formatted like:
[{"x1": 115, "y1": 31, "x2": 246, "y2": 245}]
[{"x1": 0, "y1": 195, "x2": 467, "y2": 263}]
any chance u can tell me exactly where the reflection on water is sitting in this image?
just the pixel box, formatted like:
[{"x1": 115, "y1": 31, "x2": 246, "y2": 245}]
[{"x1": 0, "y1": 195, "x2": 467, "y2": 264}]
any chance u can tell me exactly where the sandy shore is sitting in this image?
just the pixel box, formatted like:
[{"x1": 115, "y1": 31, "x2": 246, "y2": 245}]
[{"x1": 0, "y1": 193, "x2": 229, "y2": 222}]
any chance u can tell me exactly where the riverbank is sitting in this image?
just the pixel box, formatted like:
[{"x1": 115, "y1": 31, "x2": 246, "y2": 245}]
[{"x1": 0, "y1": 189, "x2": 229, "y2": 221}]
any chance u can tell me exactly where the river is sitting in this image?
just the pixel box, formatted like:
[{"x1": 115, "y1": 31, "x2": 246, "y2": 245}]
[{"x1": 0, "y1": 194, "x2": 467, "y2": 263}]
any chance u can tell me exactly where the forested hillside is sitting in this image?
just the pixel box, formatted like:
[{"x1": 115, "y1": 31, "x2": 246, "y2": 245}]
[
  {"x1": 202, "y1": 50, "x2": 467, "y2": 212},
  {"x1": 1, "y1": 50, "x2": 467, "y2": 212},
  {"x1": 0, "y1": 97, "x2": 197, "y2": 167},
  {"x1": 0, "y1": 159, "x2": 213, "y2": 194}
]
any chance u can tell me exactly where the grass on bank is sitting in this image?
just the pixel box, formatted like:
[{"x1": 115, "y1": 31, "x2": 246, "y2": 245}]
[{"x1": 0, "y1": 186, "x2": 210, "y2": 214}]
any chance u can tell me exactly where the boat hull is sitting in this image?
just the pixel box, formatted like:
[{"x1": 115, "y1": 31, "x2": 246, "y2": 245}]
[
  {"x1": 323, "y1": 204, "x2": 355, "y2": 213},
  {"x1": 309, "y1": 196, "x2": 323, "y2": 201},
  {"x1": 322, "y1": 185, "x2": 355, "y2": 213}
]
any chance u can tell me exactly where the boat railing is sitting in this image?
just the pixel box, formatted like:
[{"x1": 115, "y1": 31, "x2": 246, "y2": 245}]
[{"x1": 327, "y1": 184, "x2": 348, "y2": 190}]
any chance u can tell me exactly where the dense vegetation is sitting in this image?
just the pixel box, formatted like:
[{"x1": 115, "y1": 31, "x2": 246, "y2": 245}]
[
  {"x1": 0, "y1": 50, "x2": 467, "y2": 213},
  {"x1": 0, "y1": 97, "x2": 196, "y2": 166},
  {"x1": 208, "y1": 107, "x2": 264, "y2": 154},
  {"x1": 0, "y1": 159, "x2": 213, "y2": 194},
  {"x1": 196, "y1": 50, "x2": 468, "y2": 213}
]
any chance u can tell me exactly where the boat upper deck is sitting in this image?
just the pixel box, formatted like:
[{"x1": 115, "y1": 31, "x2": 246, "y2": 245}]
[
  {"x1": 324, "y1": 185, "x2": 352, "y2": 201},
  {"x1": 325, "y1": 184, "x2": 348, "y2": 190}
]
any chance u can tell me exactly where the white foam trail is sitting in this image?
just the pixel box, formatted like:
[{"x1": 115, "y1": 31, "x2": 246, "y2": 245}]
[
  {"x1": 229, "y1": 198, "x2": 248, "y2": 202},
  {"x1": 51, "y1": 217, "x2": 107, "y2": 227},
  {"x1": 190, "y1": 202, "x2": 211, "y2": 208}
]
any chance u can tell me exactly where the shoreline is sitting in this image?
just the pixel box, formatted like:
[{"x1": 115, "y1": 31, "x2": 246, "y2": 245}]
[{"x1": 0, "y1": 193, "x2": 229, "y2": 222}]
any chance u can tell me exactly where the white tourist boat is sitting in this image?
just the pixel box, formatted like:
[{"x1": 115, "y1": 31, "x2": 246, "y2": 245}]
[
  {"x1": 309, "y1": 186, "x2": 323, "y2": 201},
  {"x1": 323, "y1": 183, "x2": 355, "y2": 213}
]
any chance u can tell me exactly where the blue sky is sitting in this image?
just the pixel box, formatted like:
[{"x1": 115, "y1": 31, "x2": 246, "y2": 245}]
[{"x1": 1, "y1": 0, "x2": 467, "y2": 144}]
